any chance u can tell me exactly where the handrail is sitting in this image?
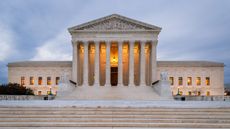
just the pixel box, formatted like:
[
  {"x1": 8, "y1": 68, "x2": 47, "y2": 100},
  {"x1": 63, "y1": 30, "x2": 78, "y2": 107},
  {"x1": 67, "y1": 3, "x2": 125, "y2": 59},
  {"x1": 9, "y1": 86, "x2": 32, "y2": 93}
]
[{"x1": 152, "y1": 80, "x2": 159, "y2": 86}]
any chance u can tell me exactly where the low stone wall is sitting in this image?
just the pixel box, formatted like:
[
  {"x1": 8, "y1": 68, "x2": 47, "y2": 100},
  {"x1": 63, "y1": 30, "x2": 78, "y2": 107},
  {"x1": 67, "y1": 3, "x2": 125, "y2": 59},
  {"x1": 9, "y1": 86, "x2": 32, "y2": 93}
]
[
  {"x1": 174, "y1": 95, "x2": 230, "y2": 101},
  {"x1": 0, "y1": 95, "x2": 47, "y2": 100}
]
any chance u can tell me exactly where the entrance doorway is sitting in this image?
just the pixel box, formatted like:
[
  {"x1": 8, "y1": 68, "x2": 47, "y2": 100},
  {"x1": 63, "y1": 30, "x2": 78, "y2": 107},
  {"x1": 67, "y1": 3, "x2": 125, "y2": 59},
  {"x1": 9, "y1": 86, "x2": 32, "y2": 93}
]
[{"x1": 111, "y1": 67, "x2": 118, "y2": 86}]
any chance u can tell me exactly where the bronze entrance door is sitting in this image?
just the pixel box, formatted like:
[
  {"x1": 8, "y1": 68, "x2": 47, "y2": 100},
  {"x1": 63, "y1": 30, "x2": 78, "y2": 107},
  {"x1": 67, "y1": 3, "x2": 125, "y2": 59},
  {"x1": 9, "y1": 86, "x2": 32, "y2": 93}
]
[{"x1": 111, "y1": 67, "x2": 118, "y2": 86}]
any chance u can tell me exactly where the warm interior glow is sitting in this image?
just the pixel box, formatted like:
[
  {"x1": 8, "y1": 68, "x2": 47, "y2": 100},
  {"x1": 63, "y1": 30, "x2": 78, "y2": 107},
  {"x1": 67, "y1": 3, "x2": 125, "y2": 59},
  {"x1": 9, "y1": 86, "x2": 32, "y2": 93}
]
[
  {"x1": 206, "y1": 77, "x2": 210, "y2": 85},
  {"x1": 47, "y1": 77, "x2": 51, "y2": 85},
  {"x1": 112, "y1": 56, "x2": 117, "y2": 63},
  {"x1": 110, "y1": 43, "x2": 118, "y2": 67},
  {"x1": 30, "y1": 77, "x2": 34, "y2": 85},
  {"x1": 38, "y1": 77, "x2": 42, "y2": 85},
  {"x1": 187, "y1": 77, "x2": 192, "y2": 85},
  {"x1": 196, "y1": 77, "x2": 201, "y2": 85}
]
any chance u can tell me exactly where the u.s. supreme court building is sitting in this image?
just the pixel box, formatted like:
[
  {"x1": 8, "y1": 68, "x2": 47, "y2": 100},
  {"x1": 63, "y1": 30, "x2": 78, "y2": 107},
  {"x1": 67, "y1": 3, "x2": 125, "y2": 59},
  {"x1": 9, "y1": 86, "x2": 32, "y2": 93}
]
[{"x1": 8, "y1": 14, "x2": 224, "y2": 99}]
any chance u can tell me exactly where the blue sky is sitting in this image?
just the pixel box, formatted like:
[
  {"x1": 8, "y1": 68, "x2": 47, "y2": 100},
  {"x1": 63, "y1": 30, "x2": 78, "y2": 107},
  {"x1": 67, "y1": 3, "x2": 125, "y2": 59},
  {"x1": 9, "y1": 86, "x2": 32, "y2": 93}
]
[{"x1": 0, "y1": 0, "x2": 230, "y2": 84}]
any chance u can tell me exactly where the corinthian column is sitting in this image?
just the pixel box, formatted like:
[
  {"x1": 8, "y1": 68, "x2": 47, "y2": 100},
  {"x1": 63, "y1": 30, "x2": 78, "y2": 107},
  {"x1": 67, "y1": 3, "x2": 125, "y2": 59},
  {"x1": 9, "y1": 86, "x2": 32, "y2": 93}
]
[
  {"x1": 151, "y1": 40, "x2": 158, "y2": 83},
  {"x1": 83, "y1": 41, "x2": 88, "y2": 86},
  {"x1": 129, "y1": 41, "x2": 134, "y2": 86},
  {"x1": 118, "y1": 41, "x2": 123, "y2": 86},
  {"x1": 72, "y1": 41, "x2": 78, "y2": 83},
  {"x1": 94, "y1": 41, "x2": 100, "y2": 86},
  {"x1": 105, "y1": 41, "x2": 111, "y2": 86},
  {"x1": 140, "y1": 41, "x2": 146, "y2": 86}
]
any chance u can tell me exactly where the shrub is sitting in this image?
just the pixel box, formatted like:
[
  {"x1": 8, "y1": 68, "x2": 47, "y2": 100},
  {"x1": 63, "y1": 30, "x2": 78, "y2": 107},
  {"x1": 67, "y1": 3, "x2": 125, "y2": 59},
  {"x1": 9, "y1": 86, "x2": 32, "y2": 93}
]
[{"x1": 0, "y1": 83, "x2": 34, "y2": 95}]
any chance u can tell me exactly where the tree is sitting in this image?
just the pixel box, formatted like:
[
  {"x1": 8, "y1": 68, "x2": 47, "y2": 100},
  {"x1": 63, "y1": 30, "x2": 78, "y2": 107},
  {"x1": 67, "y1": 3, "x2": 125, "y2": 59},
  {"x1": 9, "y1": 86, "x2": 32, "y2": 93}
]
[{"x1": 0, "y1": 83, "x2": 34, "y2": 95}]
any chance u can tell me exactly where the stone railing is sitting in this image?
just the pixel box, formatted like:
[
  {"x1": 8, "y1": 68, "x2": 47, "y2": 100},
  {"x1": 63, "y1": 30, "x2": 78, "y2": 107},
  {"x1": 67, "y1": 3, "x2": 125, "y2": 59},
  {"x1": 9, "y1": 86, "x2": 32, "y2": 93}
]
[
  {"x1": 174, "y1": 95, "x2": 230, "y2": 101},
  {"x1": 0, "y1": 95, "x2": 49, "y2": 100}
]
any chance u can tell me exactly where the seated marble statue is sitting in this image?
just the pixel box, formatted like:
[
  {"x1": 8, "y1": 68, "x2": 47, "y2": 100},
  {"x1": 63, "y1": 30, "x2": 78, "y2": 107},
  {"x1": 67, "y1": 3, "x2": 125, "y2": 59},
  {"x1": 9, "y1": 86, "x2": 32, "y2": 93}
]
[{"x1": 160, "y1": 72, "x2": 168, "y2": 81}]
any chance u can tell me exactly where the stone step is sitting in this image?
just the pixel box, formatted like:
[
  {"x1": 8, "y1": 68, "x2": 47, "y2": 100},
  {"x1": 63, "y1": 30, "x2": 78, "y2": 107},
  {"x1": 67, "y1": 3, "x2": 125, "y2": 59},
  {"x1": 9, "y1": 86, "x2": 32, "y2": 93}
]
[
  {"x1": 0, "y1": 127, "x2": 229, "y2": 129},
  {"x1": 1, "y1": 107, "x2": 230, "y2": 112},
  {"x1": 0, "y1": 118, "x2": 230, "y2": 123},
  {"x1": 0, "y1": 122, "x2": 230, "y2": 128},
  {"x1": 1, "y1": 114, "x2": 230, "y2": 119},
  {"x1": 1, "y1": 111, "x2": 229, "y2": 115},
  {"x1": 1, "y1": 106, "x2": 230, "y2": 128}
]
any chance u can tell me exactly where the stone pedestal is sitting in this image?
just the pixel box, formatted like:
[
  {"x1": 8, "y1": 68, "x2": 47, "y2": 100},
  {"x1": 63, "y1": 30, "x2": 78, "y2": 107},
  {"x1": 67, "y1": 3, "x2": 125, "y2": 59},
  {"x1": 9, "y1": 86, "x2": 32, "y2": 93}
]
[{"x1": 153, "y1": 80, "x2": 173, "y2": 99}]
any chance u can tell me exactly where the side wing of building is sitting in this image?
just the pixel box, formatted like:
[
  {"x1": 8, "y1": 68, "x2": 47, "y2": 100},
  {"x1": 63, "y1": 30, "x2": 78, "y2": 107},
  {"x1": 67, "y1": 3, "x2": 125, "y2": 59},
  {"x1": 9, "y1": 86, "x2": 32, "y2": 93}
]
[
  {"x1": 157, "y1": 61, "x2": 225, "y2": 96},
  {"x1": 7, "y1": 61, "x2": 72, "y2": 95}
]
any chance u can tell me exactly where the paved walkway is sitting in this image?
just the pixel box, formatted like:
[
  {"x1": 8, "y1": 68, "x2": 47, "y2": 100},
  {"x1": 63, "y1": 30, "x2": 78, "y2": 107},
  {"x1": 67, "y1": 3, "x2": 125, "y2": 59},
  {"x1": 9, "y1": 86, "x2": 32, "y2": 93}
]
[{"x1": 0, "y1": 100, "x2": 230, "y2": 108}]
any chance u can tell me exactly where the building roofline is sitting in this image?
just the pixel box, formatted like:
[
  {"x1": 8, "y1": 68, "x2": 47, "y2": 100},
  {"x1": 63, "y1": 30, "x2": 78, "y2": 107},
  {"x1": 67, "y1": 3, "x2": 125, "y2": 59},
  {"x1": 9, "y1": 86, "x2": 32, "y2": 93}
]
[
  {"x1": 7, "y1": 60, "x2": 224, "y2": 68},
  {"x1": 7, "y1": 61, "x2": 72, "y2": 67},
  {"x1": 157, "y1": 61, "x2": 225, "y2": 67}
]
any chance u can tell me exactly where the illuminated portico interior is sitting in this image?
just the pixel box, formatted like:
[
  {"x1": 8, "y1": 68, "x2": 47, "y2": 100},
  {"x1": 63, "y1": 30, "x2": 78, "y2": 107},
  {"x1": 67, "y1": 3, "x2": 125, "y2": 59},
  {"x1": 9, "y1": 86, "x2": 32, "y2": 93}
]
[{"x1": 74, "y1": 40, "x2": 153, "y2": 87}]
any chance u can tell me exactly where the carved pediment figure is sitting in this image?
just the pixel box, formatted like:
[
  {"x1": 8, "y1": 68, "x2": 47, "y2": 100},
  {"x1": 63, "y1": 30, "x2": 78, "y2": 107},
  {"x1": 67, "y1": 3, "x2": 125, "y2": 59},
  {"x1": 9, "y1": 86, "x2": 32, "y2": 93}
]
[{"x1": 68, "y1": 14, "x2": 161, "y2": 32}]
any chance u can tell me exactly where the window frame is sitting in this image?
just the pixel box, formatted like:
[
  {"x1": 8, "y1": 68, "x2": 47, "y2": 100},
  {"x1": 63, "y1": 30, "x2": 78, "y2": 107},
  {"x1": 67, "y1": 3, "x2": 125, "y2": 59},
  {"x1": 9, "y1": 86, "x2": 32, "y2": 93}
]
[
  {"x1": 30, "y1": 76, "x2": 34, "y2": 85},
  {"x1": 178, "y1": 77, "x2": 183, "y2": 86},
  {"x1": 21, "y1": 76, "x2": 25, "y2": 86},
  {"x1": 187, "y1": 77, "x2": 192, "y2": 86},
  {"x1": 47, "y1": 77, "x2": 52, "y2": 85}
]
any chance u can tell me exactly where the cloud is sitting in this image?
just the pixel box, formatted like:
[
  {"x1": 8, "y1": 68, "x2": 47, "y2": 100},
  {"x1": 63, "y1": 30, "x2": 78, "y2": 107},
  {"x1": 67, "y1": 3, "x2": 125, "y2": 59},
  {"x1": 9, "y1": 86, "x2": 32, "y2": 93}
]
[
  {"x1": 31, "y1": 30, "x2": 72, "y2": 61},
  {"x1": 0, "y1": 23, "x2": 15, "y2": 61}
]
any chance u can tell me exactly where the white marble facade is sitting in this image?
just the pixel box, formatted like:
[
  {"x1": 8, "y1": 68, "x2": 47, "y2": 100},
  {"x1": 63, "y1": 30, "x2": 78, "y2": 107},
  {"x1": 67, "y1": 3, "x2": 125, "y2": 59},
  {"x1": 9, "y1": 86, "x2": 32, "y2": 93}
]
[{"x1": 7, "y1": 14, "x2": 224, "y2": 98}]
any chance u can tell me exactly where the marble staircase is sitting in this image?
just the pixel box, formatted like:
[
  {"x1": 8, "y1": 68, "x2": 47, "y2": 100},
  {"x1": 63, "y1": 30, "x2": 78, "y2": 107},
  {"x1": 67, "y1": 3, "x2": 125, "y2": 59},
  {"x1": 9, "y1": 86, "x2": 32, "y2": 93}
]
[{"x1": 0, "y1": 106, "x2": 230, "y2": 128}]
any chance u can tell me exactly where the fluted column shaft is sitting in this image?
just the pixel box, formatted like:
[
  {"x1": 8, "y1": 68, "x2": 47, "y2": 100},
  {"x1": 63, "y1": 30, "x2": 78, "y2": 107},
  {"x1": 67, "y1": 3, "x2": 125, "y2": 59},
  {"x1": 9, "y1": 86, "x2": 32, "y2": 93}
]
[
  {"x1": 83, "y1": 42, "x2": 88, "y2": 86},
  {"x1": 151, "y1": 40, "x2": 158, "y2": 83},
  {"x1": 118, "y1": 41, "x2": 123, "y2": 86},
  {"x1": 105, "y1": 41, "x2": 111, "y2": 86},
  {"x1": 129, "y1": 41, "x2": 134, "y2": 86},
  {"x1": 72, "y1": 41, "x2": 78, "y2": 83},
  {"x1": 94, "y1": 41, "x2": 100, "y2": 86},
  {"x1": 140, "y1": 41, "x2": 146, "y2": 85}
]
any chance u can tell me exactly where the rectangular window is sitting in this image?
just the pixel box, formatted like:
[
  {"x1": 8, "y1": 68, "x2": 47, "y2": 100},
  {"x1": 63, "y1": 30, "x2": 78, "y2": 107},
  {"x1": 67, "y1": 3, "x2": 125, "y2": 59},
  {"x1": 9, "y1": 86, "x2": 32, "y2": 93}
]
[
  {"x1": 169, "y1": 77, "x2": 174, "y2": 85},
  {"x1": 38, "y1": 77, "x2": 42, "y2": 85},
  {"x1": 206, "y1": 91, "x2": 210, "y2": 96},
  {"x1": 179, "y1": 91, "x2": 183, "y2": 96},
  {"x1": 56, "y1": 77, "x2": 60, "y2": 85},
  {"x1": 38, "y1": 91, "x2": 42, "y2": 95},
  {"x1": 178, "y1": 77, "x2": 183, "y2": 86},
  {"x1": 206, "y1": 77, "x2": 210, "y2": 85},
  {"x1": 47, "y1": 77, "x2": 51, "y2": 85},
  {"x1": 21, "y1": 77, "x2": 25, "y2": 86},
  {"x1": 187, "y1": 77, "x2": 192, "y2": 86},
  {"x1": 30, "y1": 77, "x2": 34, "y2": 85},
  {"x1": 196, "y1": 77, "x2": 201, "y2": 86},
  {"x1": 188, "y1": 91, "x2": 192, "y2": 96}
]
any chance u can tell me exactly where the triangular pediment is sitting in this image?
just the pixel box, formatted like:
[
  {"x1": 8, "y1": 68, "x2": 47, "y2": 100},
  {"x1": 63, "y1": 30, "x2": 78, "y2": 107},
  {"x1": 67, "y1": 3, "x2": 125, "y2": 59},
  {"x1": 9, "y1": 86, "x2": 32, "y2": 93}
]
[{"x1": 68, "y1": 14, "x2": 161, "y2": 32}]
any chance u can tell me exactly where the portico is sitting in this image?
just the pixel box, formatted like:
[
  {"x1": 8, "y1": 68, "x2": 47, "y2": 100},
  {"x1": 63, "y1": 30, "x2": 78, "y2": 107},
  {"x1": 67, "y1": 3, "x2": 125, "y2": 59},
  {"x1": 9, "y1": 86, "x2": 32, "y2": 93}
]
[
  {"x1": 72, "y1": 40, "x2": 157, "y2": 86},
  {"x1": 70, "y1": 14, "x2": 161, "y2": 87}
]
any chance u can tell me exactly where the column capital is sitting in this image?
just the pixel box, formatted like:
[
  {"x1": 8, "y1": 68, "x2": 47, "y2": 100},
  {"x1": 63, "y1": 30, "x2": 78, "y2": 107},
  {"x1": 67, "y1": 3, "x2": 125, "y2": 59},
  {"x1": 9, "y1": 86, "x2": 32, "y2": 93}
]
[{"x1": 152, "y1": 39, "x2": 158, "y2": 46}]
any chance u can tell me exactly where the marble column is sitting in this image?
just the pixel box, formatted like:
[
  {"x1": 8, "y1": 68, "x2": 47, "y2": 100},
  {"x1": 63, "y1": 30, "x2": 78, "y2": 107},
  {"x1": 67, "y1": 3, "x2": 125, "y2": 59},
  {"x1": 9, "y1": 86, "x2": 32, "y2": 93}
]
[
  {"x1": 94, "y1": 41, "x2": 100, "y2": 86},
  {"x1": 118, "y1": 41, "x2": 123, "y2": 86},
  {"x1": 83, "y1": 41, "x2": 88, "y2": 86},
  {"x1": 105, "y1": 41, "x2": 111, "y2": 86},
  {"x1": 140, "y1": 41, "x2": 146, "y2": 85},
  {"x1": 72, "y1": 41, "x2": 77, "y2": 83},
  {"x1": 129, "y1": 41, "x2": 134, "y2": 86},
  {"x1": 151, "y1": 40, "x2": 158, "y2": 83}
]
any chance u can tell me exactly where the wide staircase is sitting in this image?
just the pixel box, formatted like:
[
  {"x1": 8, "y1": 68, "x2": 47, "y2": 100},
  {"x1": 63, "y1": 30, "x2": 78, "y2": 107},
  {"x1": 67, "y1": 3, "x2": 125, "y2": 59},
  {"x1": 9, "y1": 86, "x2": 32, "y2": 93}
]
[{"x1": 0, "y1": 106, "x2": 230, "y2": 128}]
